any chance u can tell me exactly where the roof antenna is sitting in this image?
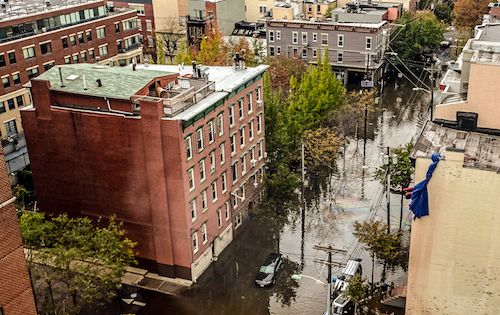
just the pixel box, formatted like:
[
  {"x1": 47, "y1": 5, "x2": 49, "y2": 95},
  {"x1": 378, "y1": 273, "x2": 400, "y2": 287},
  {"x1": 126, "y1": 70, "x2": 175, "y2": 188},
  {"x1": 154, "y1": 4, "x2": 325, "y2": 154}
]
[{"x1": 58, "y1": 66, "x2": 65, "y2": 87}]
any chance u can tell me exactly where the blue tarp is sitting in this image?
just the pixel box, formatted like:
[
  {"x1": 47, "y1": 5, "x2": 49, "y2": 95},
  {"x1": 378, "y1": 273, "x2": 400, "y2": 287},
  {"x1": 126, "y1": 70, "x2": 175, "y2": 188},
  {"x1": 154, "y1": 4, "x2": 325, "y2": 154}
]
[{"x1": 409, "y1": 153, "x2": 441, "y2": 219}]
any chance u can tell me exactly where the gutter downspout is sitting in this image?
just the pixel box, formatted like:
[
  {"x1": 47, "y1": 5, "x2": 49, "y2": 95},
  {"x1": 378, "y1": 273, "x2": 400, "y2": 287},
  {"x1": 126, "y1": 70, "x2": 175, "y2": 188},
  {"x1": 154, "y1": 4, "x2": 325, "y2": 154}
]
[{"x1": 104, "y1": 97, "x2": 131, "y2": 115}]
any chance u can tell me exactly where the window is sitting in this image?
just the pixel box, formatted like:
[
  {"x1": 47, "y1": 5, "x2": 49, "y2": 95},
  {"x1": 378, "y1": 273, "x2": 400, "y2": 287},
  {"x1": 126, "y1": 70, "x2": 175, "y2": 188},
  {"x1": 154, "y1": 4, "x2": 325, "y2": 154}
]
[
  {"x1": 2, "y1": 76, "x2": 9, "y2": 89},
  {"x1": 259, "y1": 5, "x2": 267, "y2": 14},
  {"x1": 292, "y1": 47, "x2": 299, "y2": 57},
  {"x1": 302, "y1": 49, "x2": 307, "y2": 59},
  {"x1": 212, "y1": 180, "x2": 218, "y2": 202},
  {"x1": 230, "y1": 133, "x2": 236, "y2": 155},
  {"x1": 5, "y1": 119, "x2": 17, "y2": 136},
  {"x1": 80, "y1": 51, "x2": 87, "y2": 62},
  {"x1": 208, "y1": 120, "x2": 215, "y2": 144},
  {"x1": 43, "y1": 61, "x2": 55, "y2": 71},
  {"x1": 240, "y1": 126, "x2": 246, "y2": 147},
  {"x1": 241, "y1": 154, "x2": 247, "y2": 175},
  {"x1": 190, "y1": 198, "x2": 197, "y2": 221},
  {"x1": 251, "y1": 146, "x2": 256, "y2": 162},
  {"x1": 201, "y1": 223, "x2": 208, "y2": 244},
  {"x1": 302, "y1": 32, "x2": 308, "y2": 44},
  {"x1": 313, "y1": 48, "x2": 318, "y2": 59},
  {"x1": 88, "y1": 49, "x2": 95, "y2": 60},
  {"x1": 321, "y1": 33, "x2": 328, "y2": 45},
  {"x1": 231, "y1": 161, "x2": 238, "y2": 183},
  {"x1": 0, "y1": 54, "x2": 5, "y2": 67},
  {"x1": 229, "y1": 105, "x2": 235, "y2": 127},
  {"x1": 225, "y1": 202, "x2": 230, "y2": 220},
  {"x1": 115, "y1": 22, "x2": 120, "y2": 33},
  {"x1": 22, "y1": 46, "x2": 35, "y2": 59},
  {"x1": 217, "y1": 113, "x2": 224, "y2": 136},
  {"x1": 16, "y1": 95, "x2": 24, "y2": 108},
  {"x1": 269, "y1": 46, "x2": 275, "y2": 57},
  {"x1": 130, "y1": 4, "x2": 145, "y2": 15},
  {"x1": 192, "y1": 232, "x2": 198, "y2": 253},
  {"x1": 258, "y1": 141, "x2": 264, "y2": 159},
  {"x1": 78, "y1": 32, "x2": 84, "y2": 44},
  {"x1": 0, "y1": 102, "x2": 5, "y2": 113},
  {"x1": 64, "y1": 56, "x2": 71, "y2": 64},
  {"x1": 146, "y1": 20, "x2": 152, "y2": 31},
  {"x1": 214, "y1": 143, "x2": 223, "y2": 167},
  {"x1": 292, "y1": 31, "x2": 298, "y2": 44},
  {"x1": 196, "y1": 128, "x2": 204, "y2": 152},
  {"x1": 199, "y1": 159, "x2": 206, "y2": 182},
  {"x1": 116, "y1": 40, "x2": 122, "y2": 52},
  {"x1": 201, "y1": 190, "x2": 208, "y2": 211},
  {"x1": 238, "y1": 99, "x2": 244, "y2": 120},
  {"x1": 338, "y1": 34, "x2": 344, "y2": 48},
  {"x1": 257, "y1": 114, "x2": 262, "y2": 133},
  {"x1": 209, "y1": 150, "x2": 216, "y2": 173},
  {"x1": 234, "y1": 212, "x2": 242, "y2": 229},
  {"x1": 249, "y1": 121, "x2": 254, "y2": 140},
  {"x1": 276, "y1": 30, "x2": 281, "y2": 40},
  {"x1": 366, "y1": 37, "x2": 372, "y2": 50},
  {"x1": 98, "y1": 44, "x2": 108, "y2": 56},
  {"x1": 269, "y1": 30, "x2": 274, "y2": 42},
  {"x1": 188, "y1": 168, "x2": 195, "y2": 191},
  {"x1": 338, "y1": 51, "x2": 343, "y2": 63},
  {"x1": 221, "y1": 172, "x2": 227, "y2": 192},
  {"x1": 86, "y1": 30, "x2": 92, "y2": 41},
  {"x1": 27, "y1": 67, "x2": 38, "y2": 79},
  {"x1": 276, "y1": 46, "x2": 281, "y2": 56},
  {"x1": 8, "y1": 51, "x2": 16, "y2": 64},
  {"x1": 256, "y1": 87, "x2": 261, "y2": 101},
  {"x1": 72, "y1": 54, "x2": 79, "y2": 63},
  {"x1": 313, "y1": 33, "x2": 317, "y2": 42},
  {"x1": 62, "y1": 37, "x2": 69, "y2": 48},
  {"x1": 12, "y1": 73, "x2": 20, "y2": 85},
  {"x1": 7, "y1": 99, "x2": 14, "y2": 110},
  {"x1": 70, "y1": 35, "x2": 76, "y2": 46},
  {"x1": 217, "y1": 208, "x2": 222, "y2": 227},
  {"x1": 247, "y1": 93, "x2": 253, "y2": 113},
  {"x1": 97, "y1": 27, "x2": 106, "y2": 39}
]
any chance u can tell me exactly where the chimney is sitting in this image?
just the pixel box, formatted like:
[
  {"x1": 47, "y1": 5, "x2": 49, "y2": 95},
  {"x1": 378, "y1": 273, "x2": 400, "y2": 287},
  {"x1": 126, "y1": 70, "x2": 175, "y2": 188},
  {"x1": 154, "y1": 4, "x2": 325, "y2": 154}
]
[
  {"x1": 58, "y1": 66, "x2": 65, "y2": 87},
  {"x1": 132, "y1": 63, "x2": 137, "y2": 71},
  {"x1": 96, "y1": 79, "x2": 102, "y2": 87},
  {"x1": 240, "y1": 49, "x2": 246, "y2": 69}
]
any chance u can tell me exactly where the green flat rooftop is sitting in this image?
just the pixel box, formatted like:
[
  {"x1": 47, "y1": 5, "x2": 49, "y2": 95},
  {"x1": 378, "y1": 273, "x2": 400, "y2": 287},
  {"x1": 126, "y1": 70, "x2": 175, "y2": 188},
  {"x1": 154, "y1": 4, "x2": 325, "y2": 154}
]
[{"x1": 33, "y1": 64, "x2": 173, "y2": 100}]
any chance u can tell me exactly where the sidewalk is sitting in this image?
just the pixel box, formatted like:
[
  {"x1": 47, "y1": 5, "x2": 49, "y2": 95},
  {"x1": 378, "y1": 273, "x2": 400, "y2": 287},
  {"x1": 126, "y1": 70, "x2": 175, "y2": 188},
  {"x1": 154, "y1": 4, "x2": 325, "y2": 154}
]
[{"x1": 122, "y1": 266, "x2": 192, "y2": 295}]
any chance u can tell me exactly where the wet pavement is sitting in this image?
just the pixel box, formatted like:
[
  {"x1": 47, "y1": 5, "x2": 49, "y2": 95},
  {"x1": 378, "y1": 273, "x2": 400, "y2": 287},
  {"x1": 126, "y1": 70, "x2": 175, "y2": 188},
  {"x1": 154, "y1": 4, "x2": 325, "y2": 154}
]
[{"x1": 133, "y1": 75, "x2": 430, "y2": 315}]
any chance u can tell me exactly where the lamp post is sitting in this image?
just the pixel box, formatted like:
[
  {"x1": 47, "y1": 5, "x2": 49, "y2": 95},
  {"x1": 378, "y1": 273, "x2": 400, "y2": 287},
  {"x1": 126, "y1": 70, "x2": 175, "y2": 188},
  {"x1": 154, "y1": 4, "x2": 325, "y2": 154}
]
[
  {"x1": 291, "y1": 274, "x2": 331, "y2": 314},
  {"x1": 412, "y1": 62, "x2": 436, "y2": 121},
  {"x1": 380, "y1": 148, "x2": 398, "y2": 234}
]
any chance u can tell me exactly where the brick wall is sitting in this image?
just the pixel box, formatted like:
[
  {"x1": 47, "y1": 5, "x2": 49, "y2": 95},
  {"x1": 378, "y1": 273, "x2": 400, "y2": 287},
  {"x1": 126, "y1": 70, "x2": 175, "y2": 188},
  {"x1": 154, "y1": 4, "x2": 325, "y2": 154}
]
[{"x1": 0, "y1": 147, "x2": 36, "y2": 315}]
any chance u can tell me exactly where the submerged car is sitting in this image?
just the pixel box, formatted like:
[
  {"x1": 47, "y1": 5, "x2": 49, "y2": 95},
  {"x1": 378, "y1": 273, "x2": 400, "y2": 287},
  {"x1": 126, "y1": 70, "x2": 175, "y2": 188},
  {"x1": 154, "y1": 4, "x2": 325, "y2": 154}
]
[{"x1": 254, "y1": 253, "x2": 283, "y2": 287}]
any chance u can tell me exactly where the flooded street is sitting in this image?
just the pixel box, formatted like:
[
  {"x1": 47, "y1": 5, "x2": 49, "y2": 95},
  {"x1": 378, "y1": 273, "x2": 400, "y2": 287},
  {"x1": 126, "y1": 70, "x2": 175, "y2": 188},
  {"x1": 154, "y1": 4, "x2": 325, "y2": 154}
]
[{"x1": 137, "y1": 75, "x2": 430, "y2": 315}]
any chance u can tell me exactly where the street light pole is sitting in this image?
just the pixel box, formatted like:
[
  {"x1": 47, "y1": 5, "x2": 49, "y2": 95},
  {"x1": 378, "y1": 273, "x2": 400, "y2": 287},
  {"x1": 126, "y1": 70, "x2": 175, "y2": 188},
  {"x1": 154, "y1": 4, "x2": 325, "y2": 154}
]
[
  {"x1": 386, "y1": 146, "x2": 391, "y2": 234},
  {"x1": 430, "y1": 63, "x2": 435, "y2": 121}
]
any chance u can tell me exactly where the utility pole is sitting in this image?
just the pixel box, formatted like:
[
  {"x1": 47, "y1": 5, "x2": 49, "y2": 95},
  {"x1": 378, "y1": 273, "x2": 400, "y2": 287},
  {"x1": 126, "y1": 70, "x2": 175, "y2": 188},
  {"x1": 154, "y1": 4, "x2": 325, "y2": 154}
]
[
  {"x1": 430, "y1": 62, "x2": 435, "y2": 121},
  {"x1": 313, "y1": 245, "x2": 347, "y2": 315},
  {"x1": 386, "y1": 146, "x2": 391, "y2": 234},
  {"x1": 301, "y1": 141, "x2": 306, "y2": 268}
]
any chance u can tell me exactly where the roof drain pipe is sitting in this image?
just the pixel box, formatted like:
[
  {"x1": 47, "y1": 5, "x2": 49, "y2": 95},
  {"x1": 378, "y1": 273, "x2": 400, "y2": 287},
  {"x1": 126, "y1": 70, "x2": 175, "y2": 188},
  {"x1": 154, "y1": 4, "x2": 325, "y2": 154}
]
[{"x1": 104, "y1": 97, "x2": 132, "y2": 115}]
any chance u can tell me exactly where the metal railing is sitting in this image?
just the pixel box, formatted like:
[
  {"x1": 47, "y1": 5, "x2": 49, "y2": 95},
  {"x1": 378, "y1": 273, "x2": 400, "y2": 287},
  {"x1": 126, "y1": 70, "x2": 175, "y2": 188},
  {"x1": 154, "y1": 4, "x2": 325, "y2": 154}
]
[{"x1": 440, "y1": 93, "x2": 467, "y2": 105}]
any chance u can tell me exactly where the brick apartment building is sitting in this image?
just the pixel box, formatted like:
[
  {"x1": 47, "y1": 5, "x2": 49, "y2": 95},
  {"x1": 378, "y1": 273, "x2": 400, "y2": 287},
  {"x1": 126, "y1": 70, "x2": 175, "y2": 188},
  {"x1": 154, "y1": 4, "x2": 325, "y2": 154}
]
[
  {"x1": 0, "y1": 0, "x2": 143, "y2": 174},
  {"x1": 0, "y1": 147, "x2": 37, "y2": 315},
  {"x1": 22, "y1": 62, "x2": 267, "y2": 281}
]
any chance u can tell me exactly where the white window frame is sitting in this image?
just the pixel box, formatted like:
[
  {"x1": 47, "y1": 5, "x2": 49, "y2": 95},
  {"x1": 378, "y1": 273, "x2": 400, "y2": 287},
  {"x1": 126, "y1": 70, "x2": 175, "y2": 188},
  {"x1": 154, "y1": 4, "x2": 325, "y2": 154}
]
[
  {"x1": 229, "y1": 105, "x2": 235, "y2": 127},
  {"x1": 190, "y1": 198, "x2": 197, "y2": 221},
  {"x1": 201, "y1": 190, "x2": 208, "y2": 212},
  {"x1": 269, "y1": 30, "x2": 275, "y2": 43},
  {"x1": 241, "y1": 154, "x2": 247, "y2": 175},
  {"x1": 312, "y1": 33, "x2": 317, "y2": 42},
  {"x1": 188, "y1": 168, "x2": 195, "y2": 191},
  {"x1": 217, "y1": 208, "x2": 223, "y2": 227},
  {"x1": 321, "y1": 33, "x2": 328, "y2": 45},
  {"x1": 257, "y1": 114, "x2": 262, "y2": 134},
  {"x1": 338, "y1": 51, "x2": 343, "y2": 63},
  {"x1": 222, "y1": 172, "x2": 227, "y2": 192},
  {"x1": 338, "y1": 34, "x2": 344, "y2": 48},
  {"x1": 196, "y1": 128, "x2": 204, "y2": 152},
  {"x1": 217, "y1": 112, "x2": 224, "y2": 136},
  {"x1": 225, "y1": 202, "x2": 230, "y2": 221},
  {"x1": 248, "y1": 92, "x2": 253, "y2": 113},
  {"x1": 208, "y1": 120, "x2": 215, "y2": 144},
  {"x1": 238, "y1": 98, "x2": 244, "y2": 121},
  {"x1": 199, "y1": 159, "x2": 206, "y2": 183},
  {"x1": 313, "y1": 48, "x2": 318, "y2": 59},
  {"x1": 192, "y1": 232, "x2": 199, "y2": 253},
  {"x1": 201, "y1": 223, "x2": 208, "y2": 244},
  {"x1": 292, "y1": 31, "x2": 298, "y2": 44},
  {"x1": 301, "y1": 32, "x2": 308, "y2": 45},
  {"x1": 185, "y1": 136, "x2": 192, "y2": 160},
  {"x1": 249, "y1": 120, "x2": 254, "y2": 141},
  {"x1": 366, "y1": 37, "x2": 372, "y2": 50},
  {"x1": 258, "y1": 140, "x2": 264, "y2": 160},
  {"x1": 220, "y1": 142, "x2": 226, "y2": 165},
  {"x1": 212, "y1": 180, "x2": 218, "y2": 202},
  {"x1": 240, "y1": 126, "x2": 246, "y2": 148},
  {"x1": 232, "y1": 161, "x2": 238, "y2": 183},
  {"x1": 230, "y1": 133, "x2": 237, "y2": 155},
  {"x1": 209, "y1": 150, "x2": 216, "y2": 173},
  {"x1": 276, "y1": 30, "x2": 281, "y2": 40}
]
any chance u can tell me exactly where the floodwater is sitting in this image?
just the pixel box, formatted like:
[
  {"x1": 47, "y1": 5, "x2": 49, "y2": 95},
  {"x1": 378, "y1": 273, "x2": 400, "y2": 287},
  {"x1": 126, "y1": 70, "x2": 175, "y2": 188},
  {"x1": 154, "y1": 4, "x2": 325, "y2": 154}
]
[{"x1": 136, "y1": 74, "x2": 430, "y2": 315}]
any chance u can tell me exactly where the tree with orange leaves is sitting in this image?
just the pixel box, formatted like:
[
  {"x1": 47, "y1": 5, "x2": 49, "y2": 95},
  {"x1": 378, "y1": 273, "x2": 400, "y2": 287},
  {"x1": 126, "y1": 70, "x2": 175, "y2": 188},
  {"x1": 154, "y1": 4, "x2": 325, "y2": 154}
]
[{"x1": 454, "y1": 0, "x2": 490, "y2": 29}]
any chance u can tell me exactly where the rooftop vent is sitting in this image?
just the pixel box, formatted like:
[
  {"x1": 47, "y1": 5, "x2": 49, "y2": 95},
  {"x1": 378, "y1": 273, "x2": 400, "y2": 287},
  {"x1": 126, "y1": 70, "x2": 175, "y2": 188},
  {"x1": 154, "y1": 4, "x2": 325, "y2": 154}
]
[
  {"x1": 66, "y1": 74, "x2": 79, "y2": 81},
  {"x1": 96, "y1": 79, "x2": 102, "y2": 87}
]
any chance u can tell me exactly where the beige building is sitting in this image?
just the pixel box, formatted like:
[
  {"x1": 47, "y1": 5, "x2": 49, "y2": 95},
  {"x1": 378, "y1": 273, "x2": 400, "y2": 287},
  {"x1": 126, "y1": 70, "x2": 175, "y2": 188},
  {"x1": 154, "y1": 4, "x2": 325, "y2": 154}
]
[
  {"x1": 407, "y1": 22, "x2": 500, "y2": 314},
  {"x1": 245, "y1": 0, "x2": 275, "y2": 22}
]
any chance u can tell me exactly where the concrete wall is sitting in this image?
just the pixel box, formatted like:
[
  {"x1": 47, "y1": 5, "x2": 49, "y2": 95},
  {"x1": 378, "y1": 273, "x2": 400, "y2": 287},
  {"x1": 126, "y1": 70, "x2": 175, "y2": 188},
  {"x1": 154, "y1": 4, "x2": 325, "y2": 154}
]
[
  {"x1": 213, "y1": 0, "x2": 246, "y2": 35},
  {"x1": 153, "y1": 0, "x2": 186, "y2": 30},
  {"x1": 435, "y1": 62, "x2": 500, "y2": 130},
  {"x1": 406, "y1": 150, "x2": 500, "y2": 314},
  {"x1": 245, "y1": 0, "x2": 274, "y2": 22}
]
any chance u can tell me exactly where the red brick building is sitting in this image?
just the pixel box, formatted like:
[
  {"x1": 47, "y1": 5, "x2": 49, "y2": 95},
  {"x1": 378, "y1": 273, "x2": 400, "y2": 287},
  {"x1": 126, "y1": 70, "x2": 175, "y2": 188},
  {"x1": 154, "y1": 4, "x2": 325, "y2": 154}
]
[
  {"x1": 0, "y1": 0, "x2": 143, "y2": 175},
  {"x1": 22, "y1": 62, "x2": 267, "y2": 280},
  {"x1": 0, "y1": 147, "x2": 37, "y2": 315}
]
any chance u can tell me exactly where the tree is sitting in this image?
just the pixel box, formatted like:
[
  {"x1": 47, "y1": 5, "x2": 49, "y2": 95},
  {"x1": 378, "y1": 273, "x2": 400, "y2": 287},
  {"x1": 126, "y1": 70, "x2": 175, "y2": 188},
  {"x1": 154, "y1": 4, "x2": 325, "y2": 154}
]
[
  {"x1": 266, "y1": 56, "x2": 307, "y2": 93},
  {"x1": 303, "y1": 127, "x2": 343, "y2": 167},
  {"x1": 391, "y1": 11, "x2": 445, "y2": 60},
  {"x1": 346, "y1": 274, "x2": 368, "y2": 307},
  {"x1": 454, "y1": 0, "x2": 490, "y2": 29},
  {"x1": 196, "y1": 30, "x2": 231, "y2": 66},
  {"x1": 13, "y1": 167, "x2": 36, "y2": 210},
  {"x1": 20, "y1": 212, "x2": 136, "y2": 314},
  {"x1": 434, "y1": 3, "x2": 453, "y2": 24},
  {"x1": 375, "y1": 142, "x2": 414, "y2": 190},
  {"x1": 287, "y1": 51, "x2": 345, "y2": 139},
  {"x1": 155, "y1": 17, "x2": 186, "y2": 64}
]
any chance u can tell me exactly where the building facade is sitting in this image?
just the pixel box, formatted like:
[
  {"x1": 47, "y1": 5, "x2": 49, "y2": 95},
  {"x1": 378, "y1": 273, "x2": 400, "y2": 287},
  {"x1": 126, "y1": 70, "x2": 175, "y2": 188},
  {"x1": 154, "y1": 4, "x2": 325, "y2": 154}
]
[
  {"x1": 0, "y1": 0, "x2": 143, "y2": 173},
  {"x1": 265, "y1": 19, "x2": 389, "y2": 83},
  {"x1": 22, "y1": 62, "x2": 267, "y2": 281},
  {"x1": 407, "y1": 22, "x2": 500, "y2": 314},
  {"x1": 336, "y1": 0, "x2": 417, "y2": 12},
  {"x1": 0, "y1": 147, "x2": 37, "y2": 315}
]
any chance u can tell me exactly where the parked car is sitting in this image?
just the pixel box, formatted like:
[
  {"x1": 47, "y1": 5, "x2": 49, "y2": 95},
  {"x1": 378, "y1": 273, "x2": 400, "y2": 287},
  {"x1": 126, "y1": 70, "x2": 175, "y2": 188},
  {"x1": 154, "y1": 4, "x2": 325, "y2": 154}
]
[{"x1": 254, "y1": 253, "x2": 283, "y2": 287}]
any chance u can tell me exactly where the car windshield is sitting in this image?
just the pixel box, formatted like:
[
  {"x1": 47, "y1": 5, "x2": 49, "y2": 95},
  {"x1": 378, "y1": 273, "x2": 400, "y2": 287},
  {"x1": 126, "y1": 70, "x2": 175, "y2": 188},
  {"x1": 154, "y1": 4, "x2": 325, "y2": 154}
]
[{"x1": 259, "y1": 265, "x2": 275, "y2": 274}]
